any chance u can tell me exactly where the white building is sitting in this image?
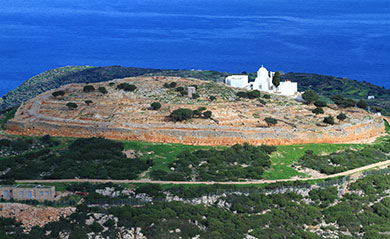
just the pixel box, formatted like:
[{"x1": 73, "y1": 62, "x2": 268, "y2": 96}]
[{"x1": 225, "y1": 65, "x2": 298, "y2": 96}]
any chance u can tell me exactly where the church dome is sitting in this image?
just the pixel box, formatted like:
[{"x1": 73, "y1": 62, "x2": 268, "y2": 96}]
[{"x1": 257, "y1": 65, "x2": 269, "y2": 78}]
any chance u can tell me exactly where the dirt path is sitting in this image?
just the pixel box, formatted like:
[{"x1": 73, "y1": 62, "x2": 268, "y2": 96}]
[{"x1": 15, "y1": 159, "x2": 390, "y2": 185}]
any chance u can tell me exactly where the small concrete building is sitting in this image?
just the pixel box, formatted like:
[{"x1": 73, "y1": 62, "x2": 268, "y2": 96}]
[
  {"x1": 0, "y1": 185, "x2": 55, "y2": 201},
  {"x1": 187, "y1": 86, "x2": 197, "y2": 98},
  {"x1": 225, "y1": 75, "x2": 249, "y2": 88}
]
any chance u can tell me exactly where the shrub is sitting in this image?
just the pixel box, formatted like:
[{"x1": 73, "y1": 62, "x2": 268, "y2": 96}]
[
  {"x1": 331, "y1": 95, "x2": 356, "y2": 108},
  {"x1": 237, "y1": 92, "x2": 248, "y2": 98},
  {"x1": 323, "y1": 116, "x2": 335, "y2": 125},
  {"x1": 180, "y1": 90, "x2": 188, "y2": 96},
  {"x1": 175, "y1": 87, "x2": 184, "y2": 92},
  {"x1": 314, "y1": 100, "x2": 327, "y2": 107},
  {"x1": 190, "y1": 84, "x2": 198, "y2": 89},
  {"x1": 265, "y1": 117, "x2": 277, "y2": 126},
  {"x1": 117, "y1": 83, "x2": 137, "y2": 92},
  {"x1": 151, "y1": 102, "x2": 161, "y2": 110},
  {"x1": 259, "y1": 99, "x2": 267, "y2": 105},
  {"x1": 302, "y1": 89, "x2": 319, "y2": 104},
  {"x1": 169, "y1": 108, "x2": 194, "y2": 122},
  {"x1": 312, "y1": 107, "x2": 324, "y2": 114},
  {"x1": 52, "y1": 90, "x2": 65, "y2": 97},
  {"x1": 357, "y1": 100, "x2": 368, "y2": 109},
  {"x1": 163, "y1": 83, "x2": 170, "y2": 88},
  {"x1": 169, "y1": 82, "x2": 177, "y2": 88},
  {"x1": 193, "y1": 110, "x2": 202, "y2": 117},
  {"x1": 263, "y1": 94, "x2": 271, "y2": 99},
  {"x1": 247, "y1": 90, "x2": 261, "y2": 99},
  {"x1": 197, "y1": 107, "x2": 206, "y2": 112},
  {"x1": 83, "y1": 85, "x2": 95, "y2": 92},
  {"x1": 90, "y1": 222, "x2": 103, "y2": 233},
  {"x1": 209, "y1": 95, "x2": 216, "y2": 101},
  {"x1": 98, "y1": 86, "x2": 108, "y2": 94},
  {"x1": 109, "y1": 82, "x2": 115, "y2": 86},
  {"x1": 66, "y1": 102, "x2": 78, "y2": 110},
  {"x1": 337, "y1": 113, "x2": 347, "y2": 121},
  {"x1": 192, "y1": 93, "x2": 200, "y2": 99},
  {"x1": 203, "y1": 111, "x2": 212, "y2": 119},
  {"x1": 85, "y1": 100, "x2": 93, "y2": 105}
]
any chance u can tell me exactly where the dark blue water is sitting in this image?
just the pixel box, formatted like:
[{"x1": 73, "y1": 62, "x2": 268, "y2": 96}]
[{"x1": 1, "y1": 0, "x2": 390, "y2": 97}]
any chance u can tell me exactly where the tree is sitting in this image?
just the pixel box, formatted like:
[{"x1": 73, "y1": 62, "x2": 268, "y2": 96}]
[
  {"x1": 312, "y1": 107, "x2": 324, "y2": 115},
  {"x1": 314, "y1": 100, "x2": 327, "y2": 107},
  {"x1": 209, "y1": 95, "x2": 216, "y2": 101},
  {"x1": 83, "y1": 85, "x2": 95, "y2": 92},
  {"x1": 52, "y1": 90, "x2": 65, "y2": 97},
  {"x1": 66, "y1": 102, "x2": 78, "y2": 110},
  {"x1": 302, "y1": 90, "x2": 319, "y2": 104},
  {"x1": 203, "y1": 111, "x2": 212, "y2": 119},
  {"x1": 331, "y1": 94, "x2": 356, "y2": 108},
  {"x1": 151, "y1": 102, "x2": 161, "y2": 110},
  {"x1": 169, "y1": 108, "x2": 194, "y2": 122},
  {"x1": 323, "y1": 116, "x2": 335, "y2": 125},
  {"x1": 85, "y1": 100, "x2": 93, "y2": 105},
  {"x1": 337, "y1": 113, "x2": 347, "y2": 121},
  {"x1": 357, "y1": 100, "x2": 368, "y2": 109},
  {"x1": 98, "y1": 86, "x2": 108, "y2": 94},
  {"x1": 272, "y1": 71, "x2": 281, "y2": 88},
  {"x1": 265, "y1": 117, "x2": 277, "y2": 126}
]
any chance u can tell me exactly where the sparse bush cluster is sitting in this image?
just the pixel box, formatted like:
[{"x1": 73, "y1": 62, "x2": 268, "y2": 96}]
[
  {"x1": 169, "y1": 108, "x2": 212, "y2": 122},
  {"x1": 151, "y1": 143, "x2": 275, "y2": 181},
  {"x1": 163, "y1": 82, "x2": 177, "y2": 88},
  {"x1": 117, "y1": 83, "x2": 137, "y2": 92},
  {"x1": 237, "y1": 90, "x2": 261, "y2": 99}
]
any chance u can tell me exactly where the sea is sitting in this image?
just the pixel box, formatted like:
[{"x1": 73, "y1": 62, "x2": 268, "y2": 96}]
[{"x1": 1, "y1": 0, "x2": 390, "y2": 97}]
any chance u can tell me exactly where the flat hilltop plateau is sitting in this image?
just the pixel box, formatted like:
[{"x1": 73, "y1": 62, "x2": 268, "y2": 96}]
[{"x1": 5, "y1": 76, "x2": 385, "y2": 146}]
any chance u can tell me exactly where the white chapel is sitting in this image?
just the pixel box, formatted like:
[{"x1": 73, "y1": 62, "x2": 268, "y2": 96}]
[{"x1": 225, "y1": 65, "x2": 298, "y2": 96}]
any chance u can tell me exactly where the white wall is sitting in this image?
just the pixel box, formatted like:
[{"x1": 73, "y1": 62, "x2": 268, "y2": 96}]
[
  {"x1": 225, "y1": 75, "x2": 248, "y2": 88},
  {"x1": 278, "y1": 82, "x2": 298, "y2": 96}
]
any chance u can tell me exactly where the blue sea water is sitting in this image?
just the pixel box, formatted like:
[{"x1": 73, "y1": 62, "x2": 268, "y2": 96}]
[{"x1": 1, "y1": 0, "x2": 390, "y2": 97}]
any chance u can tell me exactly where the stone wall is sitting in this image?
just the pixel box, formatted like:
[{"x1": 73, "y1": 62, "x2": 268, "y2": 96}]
[
  {"x1": 5, "y1": 116, "x2": 385, "y2": 146},
  {"x1": 0, "y1": 185, "x2": 55, "y2": 202}
]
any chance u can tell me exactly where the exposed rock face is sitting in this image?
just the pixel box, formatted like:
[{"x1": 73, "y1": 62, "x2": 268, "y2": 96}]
[
  {"x1": 0, "y1": 203, "x2": 75, "y2": 231},
  {"x1": 5, "y1": 77, "x2": 386, "y2": 146}
]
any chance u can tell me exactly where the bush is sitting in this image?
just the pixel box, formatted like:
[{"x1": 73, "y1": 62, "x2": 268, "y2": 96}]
[
  {"x1": 109, "y1": 82, "x2": 115, "y2": 86},
  {"x1": 98, "y1": 86, "x2": 108, "y2": 94},
  {"x1": 331, "y1": 95, "x2": 356, "y2": 108},
  {"x1": 247, "y1": 90, "x2": 261, "y2": 99},
  {"x1": 169, "y1": 108, "x2": 194, "y2": 122},
  {"x1": 83, "y1": 85, "x2": 95, "y2": 92},
  {"x1": 312, "y1": 107, "x2": 324, "y2": 114},
  {"x1": 265, "y1": 117, "x2": 277, "y2": 126},
  {"x1": 259, "y1": 99, "x2": 266, "y2": 105},
  {"x1": 90, "y1": 222, "x2": 103, "y2": 233},
  {"x1": 117, "y1": 83, "x2": 137, "y2": 92},
  {"x1": 66, "y1": 102, "x2": 78, "y2": 110},
  {"x1": 193, "y1": 110, "x2": 202, "y2": 117},
  {"x1": 52, "y1": 90, "x2": 65, "y2": 97},
  {"x1": 197, "y1": 107, "x2": 206, "y2": 112},
  {"x1": 263, "y1": 94, "x2": 271, "y2": 99},
  {"x1": 323, "y1": 116, "x2": 335, "y2": 125},
  {"x1": 337, "y1": 113, "x2": 347, "y2": 121},
  {"x1": 302, "y1": 90, "x2": 319, "y2": 104},
  {"x1": 163, "y1": 83, "x2": 170, "y2": 88},
  {"x1": 175, "y1": 87, "x2": 184, "y2": 92},
  {"x1": 169, "y1": 82, "x2": 177, "y2": 88},
  {"x1": 237, "y1": 92, "x2": 248, "y2": 98},
  {"x1": 357, "y1": 100, "x2": 368, "y2": 109},
  {"x1": 85, "y1": 100, "x2": 93, "y2": 105},
  {"x1": 209, "y1": 95, "x2": 216, "y2": 101},
  {"x1": 314, "y1": 100, "x2": 327, "y2": 107},
  {"x1": 180, "y1": 90, "x2": 188, "y2": 96},
  {"x1": 151, "y1": 102, "x2": 161, "y2": 110},
  {"x1": 203, "y1": 111, "x2": 212, "y2": 119},
  {"x1": 192, "y1": 93, "x2": 200, "y2": 99}
]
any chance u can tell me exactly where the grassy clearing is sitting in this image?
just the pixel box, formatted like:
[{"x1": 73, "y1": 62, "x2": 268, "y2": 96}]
[
  {"x1": 263, "y1": 143, "x2": 364, "y2": 180},
  {"x1": 121, "y1": 140, "x2": 213, "y2": 178}
]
